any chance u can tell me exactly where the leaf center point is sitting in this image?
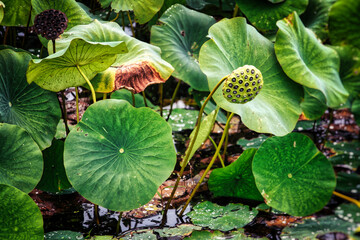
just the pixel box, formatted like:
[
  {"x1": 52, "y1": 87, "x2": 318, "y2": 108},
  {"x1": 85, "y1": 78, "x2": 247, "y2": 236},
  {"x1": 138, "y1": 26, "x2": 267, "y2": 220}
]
[
  {"x1": 288, "y1": 173, "x2": 293, "y2": 178},
  {"x1": 119, "y1": 148, "x2": 124, "y2": 154}
]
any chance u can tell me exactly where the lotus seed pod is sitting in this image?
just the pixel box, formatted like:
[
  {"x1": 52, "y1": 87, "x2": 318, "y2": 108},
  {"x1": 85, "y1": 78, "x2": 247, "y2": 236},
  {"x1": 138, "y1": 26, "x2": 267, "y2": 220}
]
[
  {"x1": 222, "y1": 65, "x2": 263, "y2": 104},
  {"x1": 34, "y1": 9, "x2": 68, "y2": 40}
]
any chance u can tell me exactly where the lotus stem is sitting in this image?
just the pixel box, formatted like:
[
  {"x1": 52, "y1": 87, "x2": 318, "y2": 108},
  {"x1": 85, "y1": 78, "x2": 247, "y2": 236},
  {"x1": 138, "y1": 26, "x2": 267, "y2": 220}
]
[
  {"x1": 22, "y1": 6, "x2": 32, "y2": 48},
  {"x1": 76, "y1": 65, "x2": 96, "y2": 103},
  {"x1": 233, "y1": 4, "x2": 239, "y2": 18},
  {"x1": 208, "y1": 136, "x2": 225, "y2": 168},
  {"x1": 179, "y1": 112, "x2": 235, "y2": 216},
  {"x1": 52, "y1": 39, "x2": 56, "y2": 55},
  {"x1": 3, "y1": 27, "x2": 9, "y2": 45},
  {"x1": 75, "y1": 87, "x2": 80, "y2": 124},
  {"x1": 333, "y1": 191, "x2": 360, "y2": 208},
  {"x1": 159, "y1": 83, "x2": 164, "y2": 117},
  {"x1": 116, "y1": 211, "x2": 123, "y2": 234},
  {"x1": 131, "y1": 91, "x2": 136, "y2": 107},
  {"x1": 161, "y1": 76, "x2": 226, "y2": 224},
  {"x1": 111, "y1": 12, "x2": 120, "y2": 22},
  {"x1": 166, "y1": 79, "x2": 182, "y2": 121},
  {"x1": 121, "y1": 11, "x2": 125, "y2": 30},
  {"x1": 103, "y1": 93, "x2": 107, "y2": 100},
  {"x1": 94, "y1": 204, "x2": 100, "y2": 225},
  {"x1": 222, "y1": 111, "x2": 230, "y2": 161},
  {"x1": 127, "y1": 11, "x2": 135, "y2": 37},
  {"x1": 142, "y1": 91, "x2": 148, "y2": 107},
  {"x1": 60, "y1": 91, "x2": 70, "y2": 136}
]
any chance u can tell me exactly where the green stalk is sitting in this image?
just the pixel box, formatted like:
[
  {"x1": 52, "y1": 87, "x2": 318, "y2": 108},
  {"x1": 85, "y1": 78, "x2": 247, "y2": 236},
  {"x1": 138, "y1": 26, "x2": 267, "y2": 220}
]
[
  {"x1": 121, "y1": 11, "x2": 125, "y2": 30},
  {"x1": 333, "y1": 191, "x2": 360, "y2": 208},
  {"x1": 131, "y1": 91, "x2": 136, "y2": 107},
  {"x1": 76, "y1": 65, "x2": 97, "y2": 103},
  {"x1": 208, "y1": 136, "x2": 225, "y2": 168},
  {"x1": 166, "y1": 79, "x2": 182, "y2": 121},
  {"x1": 94, "y1": 204, "x2": 100, "y2": 225},
  {"x1": 222, "y1": 111, "x2": 231, "y2": 162},
  {"x1": 159, "y1": 83, "x2": 164, "y2": 117},
  {"x1": 142, "y1": 91, "x2": 148, "y2": 107},
  {"x1": 233, "y1": 4, "x2": 239, "y2": 18},
  {"x1": 111, "y1": 12, "x2": 120, "y2": 22},
  {"x1": 179, "y1": 112, "x2": 235, "y2": 216},
  {"x1": 75, "y1": 87, "x2": 80, "y2": 124},
  {"x1": 116, "y1": 212, "x2": 123, "y2": 234},
  {"x1": 103, "y1": 93, "x2": 107, "y2": 100},
  {"x1": 127, "y1": 11, "x2": 135, "y2": 37},
  {"x1": 161, "y1": 76, "x2": 226, "y2": 224}
]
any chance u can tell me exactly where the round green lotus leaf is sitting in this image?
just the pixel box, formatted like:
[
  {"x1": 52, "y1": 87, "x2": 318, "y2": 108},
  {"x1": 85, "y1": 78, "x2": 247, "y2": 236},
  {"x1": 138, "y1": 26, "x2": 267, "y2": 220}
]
[
  {"x1": 151, "y1": 4, "x2": 216, "y2": 91},
  {"x1": 31, "y1": 0, "x2": 92, "y2": 46},
  {"x1": 331, "y1": 46, "x2": 360, "y2": 98},
  {"x1": 0, "y1": 123, "x2": 43, "y2": 193},
  {"x1": 252, "y1": 132, "x2": 336, "y2": 216},
  {"x1": 208, "y1": 149, "x2": 263, "y2": 201},
  {"x1": 300, "y1": 0, "x2": 335, "y2": 41},
  {"x1": 300, "y1": 87, "x2": 327, "y2": 120},
  {"x1": 329, "y1": 0, "x2": 360, "y2": 49},
  {"x1": 1, "y1": 0, "x2": 32, "y2": 26},
  {"x1": 0, "y1": 184, "x2": 44, "y2": 239},
  {"x1": 55, "y1": 20, "x2": 173, "y2": 94},
  {"x1": 64, "y1": 99, "x2": 176, "y2": 211},
  {"x1": 235, "y1": 0, "x2": 308, "y2": 30},
  {"x1": 36, "y1": 139, "x2": 72, "y2": 193},
  {"x1": 98, "y1": 0, "x2": 163, "y2": 24},
  {"x1": 45, "y1": 230, "x2": 84, "y2": 239},
  {"x1": 27, "y1": 20, "x2": 128, "y2": 92},
  {"x1": 199, "y1": 17, "x2": 302, "y2": 136},
  {"x1": 0, "y1": 49, "x2": 61, "y2": 150},
  {"x1": 275, "y1": 12, "x2": 348, "y2": 108}
]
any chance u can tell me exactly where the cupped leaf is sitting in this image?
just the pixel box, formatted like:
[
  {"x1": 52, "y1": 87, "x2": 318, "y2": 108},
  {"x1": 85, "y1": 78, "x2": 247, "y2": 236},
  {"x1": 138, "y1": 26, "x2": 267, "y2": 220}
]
[
  {"x1": 59, "y1": 21, "x2": 174, "y2": 94},
  {"x1": 183, "y1": 108, "x2": 218, "y2": 165},
  {"x1": 208, "y1": 149, "x2": 263, "y2": 201},
  {"x1": 252, "y1": 133, "x2": 336, "y2": 216},
  {"x1": 331, "y1": 46, "x2": 360, "y2": 97},
  {"x1": 329, "y1": 0, "x2": 360, "y2": 49},
  {"x1": 275, "y1": 12, "x2": 348, "y2": 108},
  {"x1": 300, "y1": 87, "x2": 327, "y2": 120},
  {"x1": 36, "y1": 139, "x2": 72, "y2": 193},
  {"x1": 300, "y1": 0, "x2": 336, "y2": 41},
  {"x1": 199, "y1": 17, "x2": 302, "y2": 136},
  {"x1": 98, "y1": 0, "x2": 163, "y2": 24},
  {"x1": 0, "y1": 123, "x2": 43, "y2": 193},
  {"x1": 0, "y1": 49, "x2": 60, "y2": 150},
  {"x1": 64, "y1": 99, "x2": 176, "y2": 211},
  {"x1": 1, "y1": 0, "x2": 32, "y2": 26},
  {"x1": 151, "y1": 4, "x2": 216, "y2": 91},
  {"x1": 31, "y1": 0, "x2": 92, "y2": 46},
  {"x1": 0, "y1": 184, "x2": 44, "y2": 240},
  {"x1": 235, "y1": 0, "x2": 308, "y2": 30},
  {"x1": 27, "y1": 20, "x2": 128, "y2": 92},
  {"x1": 187, "y1": 201, "x2": 258, "y2": 231}
]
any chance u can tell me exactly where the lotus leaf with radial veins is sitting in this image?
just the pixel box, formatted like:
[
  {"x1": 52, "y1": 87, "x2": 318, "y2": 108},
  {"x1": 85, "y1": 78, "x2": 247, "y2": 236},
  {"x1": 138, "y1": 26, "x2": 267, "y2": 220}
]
[
  {"x1": 199, "y1": 17, "x2": 302, "y2": 136},
  {"x1": 275, "y1": 12, "x2": 348, "y2": 108},
  {"x1": 31, "y1": 0, "x2": 92, "y2": 45},
  {"x1": 64, "y1": 99, "x2": 176, "y2": 211},
  {"x1": 252, "y1": 132, "x2": 336, "y2": 216},
  {"x1": 0, "y1": 123, "x2": 43, "y2": 193},
  {"x1": 151, "y1": 4, "x2": 216, "y2": 91},
  {"x1": 208, "y1": 148, "x2": 263, "y2": 201},
  {"x1": 98, "y1": 0, "x2": 163, "y2": 24},
  {"x1": 300, "y1": 87, "x2": 327, "y2": 120},
  {"x1": 235, "y1": 0, "x2": 308, "y2": 30},
  {"x1": 1, "y1": 0, "x2": 32, "y2": 26},
  {"x1": 53, "y1": 20, "x2": 173, "y2": 94},
  {"x1": 331, "y1": 46, "x2": 360, "y2": 97},
  {"x1": 329, "y1": 0, "x2": 360, "y2": 49},
  {"x1": 26, "y1": 20, "x2": 128, "y2": 92},
  {"x1": 0, "y1": 49, "x2": 61, "y2": 150},
  {"x1": 300, "y1": 0, "x2": 336, "y2": 41},
  {"x1": 0, "y1": 184, "x2": 44, "y2": 240}
]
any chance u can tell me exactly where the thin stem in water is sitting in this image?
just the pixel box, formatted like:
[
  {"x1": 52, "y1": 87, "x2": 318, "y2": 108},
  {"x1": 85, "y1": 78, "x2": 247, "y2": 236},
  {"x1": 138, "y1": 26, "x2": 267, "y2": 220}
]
[
  {"x1": 116, "y1": 212, "x2": 123, "y2": 234},
  {"x1": 222, "y1": 111, "x2": 231, "y2": 162},
  {"x1": 208, "y1": 136, "x2": 225, "y2": 168},
  {"x1": 166, "y1": 79, "x2": 182, "y2": 121},
  {"x1": 111, "y1": 12, "x2": 120, "y2": 22},
  {"x1": 131, "y1": 91, "x2": 136, "y2": 107},
  {"x1": 127, "y1": 11, "x2": 135, "y2": 37},
  {"x1": 142, "y1": 91, "x2": 148, "y2": 107},
  {"x1": 233, "y1": 4, "x2": 239, "y2": 18},
  {"x1": 179, "y1": 112, "x2": 235, "y2": 216},
  {"x1": 94, "y1": 204, "x2": 100, "y2": 225},
  {"x1": 75, "y1": 87, "x2": 80, "y2": 124},
  {"x1": 76, "y1": 65, "x2": 97, "y2": 103},
  {"x1": 121, "y1": 11, "x2": 125, "y2": 30},
  {"x1": 161, "y1": 76, "x2": 226, "y2": 224},
  {"x1": 333, "y1": 191, "x2": 360, "y2": 208}
]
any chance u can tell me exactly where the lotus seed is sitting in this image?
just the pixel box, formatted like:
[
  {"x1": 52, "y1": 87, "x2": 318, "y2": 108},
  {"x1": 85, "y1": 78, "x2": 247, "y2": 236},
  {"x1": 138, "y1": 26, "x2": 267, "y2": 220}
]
[{"x1": 221, "y1": 65, "x2": 263, "y2": 104}]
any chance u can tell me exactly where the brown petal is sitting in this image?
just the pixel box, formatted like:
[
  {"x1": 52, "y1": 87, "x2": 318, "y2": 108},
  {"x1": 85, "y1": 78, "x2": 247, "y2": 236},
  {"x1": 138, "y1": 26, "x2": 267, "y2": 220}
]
[{"x1": 114, "y1": 61, "x2": 167, "y2": 93}]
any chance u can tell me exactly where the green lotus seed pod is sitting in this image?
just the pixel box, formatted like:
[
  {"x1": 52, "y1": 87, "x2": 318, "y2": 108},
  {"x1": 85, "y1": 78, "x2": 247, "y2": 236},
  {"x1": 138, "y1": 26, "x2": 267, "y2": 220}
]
[{"x1": 222, "y1": 65, "x2": 263, "y2": 104}]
